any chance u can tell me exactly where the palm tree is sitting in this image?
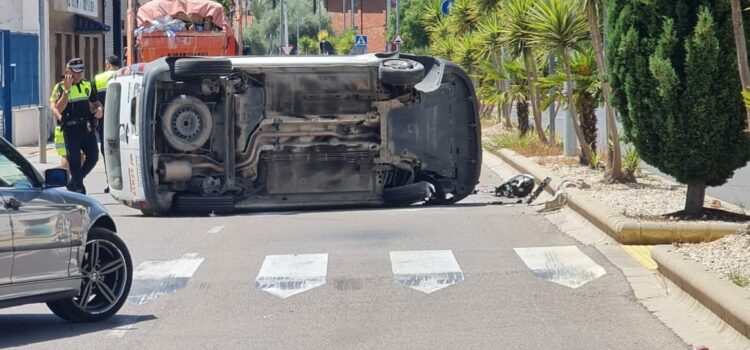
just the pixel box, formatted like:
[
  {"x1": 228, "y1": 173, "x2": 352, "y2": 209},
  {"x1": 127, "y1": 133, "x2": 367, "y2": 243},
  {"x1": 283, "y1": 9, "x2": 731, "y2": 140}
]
[
  {"x1": 447, "y1": 0, "x2": 479, "y2": 36},
  {"x1": 730, "y1": 0, "x2": 750, "y2": 127},
  {"x1": 499, "y1": 0, "x2": 549, "y2": 144},
  {"x1": 477, "y1": 13, "x2": 512, "y2": 129},
  {"x1": 570, "y1": 48, "x2": 601, "y2": 159},
  {"x1": 527, "y1": 0, "x2": 594, "y2": 164},
  {"x1": 582, "y1": 0, "x2": 627, "y2": 182}
]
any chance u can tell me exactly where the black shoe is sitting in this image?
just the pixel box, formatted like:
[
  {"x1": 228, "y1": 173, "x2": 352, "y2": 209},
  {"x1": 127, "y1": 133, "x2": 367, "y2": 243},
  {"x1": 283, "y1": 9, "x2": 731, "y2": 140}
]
[{"x1": 104, "y1": 187, "x2": 110, "y2": 194}]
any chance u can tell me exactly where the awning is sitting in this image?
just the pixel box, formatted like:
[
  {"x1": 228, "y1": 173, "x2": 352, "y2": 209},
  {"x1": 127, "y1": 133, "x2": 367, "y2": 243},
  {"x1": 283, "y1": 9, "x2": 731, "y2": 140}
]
[{"x1": 74, "y1": 14, "x2": 111, "y2": 33}]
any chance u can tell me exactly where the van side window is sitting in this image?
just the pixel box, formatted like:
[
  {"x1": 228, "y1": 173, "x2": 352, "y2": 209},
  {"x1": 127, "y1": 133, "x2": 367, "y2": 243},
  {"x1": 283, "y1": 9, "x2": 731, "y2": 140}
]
[
  {"x1": 104, "y1": 83, "x2": 122, "y2": 142},
  {"x1": 130, "y1": 83, "x2": 140, "y2": 135}
]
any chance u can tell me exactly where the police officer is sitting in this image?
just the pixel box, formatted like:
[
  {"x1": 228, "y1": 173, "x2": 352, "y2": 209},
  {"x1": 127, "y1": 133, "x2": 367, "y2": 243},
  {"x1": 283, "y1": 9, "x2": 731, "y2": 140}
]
[
  {"x1": 95, "y1": 55, "x2": 120, "y2": 193},
  {"x1": 51, "y1": 58, "x2": 103, "y2": 194}
]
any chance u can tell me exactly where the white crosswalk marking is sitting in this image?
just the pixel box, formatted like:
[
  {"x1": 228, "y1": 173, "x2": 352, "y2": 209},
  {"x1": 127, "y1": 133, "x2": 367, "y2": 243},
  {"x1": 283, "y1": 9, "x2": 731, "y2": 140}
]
[
  {"x1": 253, "y1": 254, "x2": 328, "y2": 298},
  {"x1": 128, "y1": 253, "x2": 205, "y2": 304},
  {"x1": 514, "y1": 246, "x2": 606, "y2": 288},
  {"x1": 390, "y1": 250, "x2": 464, "y2": 294},
  {"x1": 206, "y1": 226, "x2": 224, "y2": 234}
]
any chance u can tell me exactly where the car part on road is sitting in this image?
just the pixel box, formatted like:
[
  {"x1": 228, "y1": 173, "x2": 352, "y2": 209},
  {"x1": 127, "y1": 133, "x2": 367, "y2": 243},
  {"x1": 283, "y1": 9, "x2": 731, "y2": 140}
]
[
  {"x1": 526, "y1": 177, "x2": 551, "y2": 204},
  {"x1": 489, "y1": 175, "x2": 551, "y2": 206},
  {"x1": 46, "y1": 227, "x2": 133, "y2": 322},
  {"x1": 379, "y1": 58, "x2": 425, "y2": 86},
  {"x1": 494, "y1": 175, "x2": 536, "y2": 199}
]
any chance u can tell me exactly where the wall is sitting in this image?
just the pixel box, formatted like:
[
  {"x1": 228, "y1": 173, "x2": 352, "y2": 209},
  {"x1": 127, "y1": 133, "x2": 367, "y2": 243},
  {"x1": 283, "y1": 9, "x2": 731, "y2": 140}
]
[
  {"x1": 22, "y1": 0, "x2": 40, "y2": 33},
  {"x1": 11, "y1": 107, "x2": 41, "y2": 147},
  {"x1": 325, "y1": 0, "x2": 387, "y2": 53},
  {"x1": 0, "y1": 0, "x2": 24, "y2": 32}
]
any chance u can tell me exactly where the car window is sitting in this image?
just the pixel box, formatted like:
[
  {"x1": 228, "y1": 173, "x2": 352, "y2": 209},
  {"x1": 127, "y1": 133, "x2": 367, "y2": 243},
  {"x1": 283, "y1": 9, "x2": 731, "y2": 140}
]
[{"x1": 0, "y1": 153, "x2": 34, "y2": 189}]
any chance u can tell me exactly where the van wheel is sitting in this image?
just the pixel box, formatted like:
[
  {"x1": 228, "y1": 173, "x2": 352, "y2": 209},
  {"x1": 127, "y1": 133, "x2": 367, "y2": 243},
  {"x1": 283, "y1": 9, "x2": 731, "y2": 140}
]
[
  {"x1": 173, "y1": 58, "x2": 233, "y2": 78},
  {"x1": 379, "y1": 59, "x2": 425, "y2": 86},
  {"x1": 47, "y1": 227, "x2": 132, "y2": 322}
]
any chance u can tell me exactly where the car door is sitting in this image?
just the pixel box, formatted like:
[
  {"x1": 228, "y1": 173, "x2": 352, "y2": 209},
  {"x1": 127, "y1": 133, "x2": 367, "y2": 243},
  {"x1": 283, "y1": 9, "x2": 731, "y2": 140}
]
[
  {"x1": 0, "y1": 193, "x2": 11, "y2": 285},
  {"x1": 0, "y1": 143, "x2": 76, "y2": 283}
]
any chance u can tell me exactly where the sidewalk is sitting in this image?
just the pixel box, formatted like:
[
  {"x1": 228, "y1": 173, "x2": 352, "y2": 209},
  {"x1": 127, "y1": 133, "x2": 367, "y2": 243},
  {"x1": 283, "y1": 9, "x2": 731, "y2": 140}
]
[{"x1": 16, "y1": 142, "x2": 63, "y2": 172}]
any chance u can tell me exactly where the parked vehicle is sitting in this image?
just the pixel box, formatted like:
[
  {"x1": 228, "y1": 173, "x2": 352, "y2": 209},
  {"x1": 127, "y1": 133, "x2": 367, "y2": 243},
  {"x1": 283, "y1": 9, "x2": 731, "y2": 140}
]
[
  {"x1": 104, "y1": 53, "x2": 481, "y2": 215},
  {"x1": 0, "y1": 137, "x2": 132, "y2": 322}
]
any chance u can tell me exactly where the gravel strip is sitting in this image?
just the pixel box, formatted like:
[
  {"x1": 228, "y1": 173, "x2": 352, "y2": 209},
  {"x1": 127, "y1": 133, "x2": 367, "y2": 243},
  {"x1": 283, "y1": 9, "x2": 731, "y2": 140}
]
[
  {"x1": 532, "y1": 155, "x2": 749, "y2": 221},
  {"x1": 527, "y1": 154, "x2": 750, "y2": 289},
  {"x1": 675, "y1": 232, "x2": 750, "y2": 291}
]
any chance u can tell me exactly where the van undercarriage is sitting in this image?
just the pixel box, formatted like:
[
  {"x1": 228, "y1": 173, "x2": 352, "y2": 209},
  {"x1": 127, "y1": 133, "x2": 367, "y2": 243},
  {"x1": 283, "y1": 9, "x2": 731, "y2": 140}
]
[{"x1": 134, "y1": 55, "x2": 480, "y2": 214}]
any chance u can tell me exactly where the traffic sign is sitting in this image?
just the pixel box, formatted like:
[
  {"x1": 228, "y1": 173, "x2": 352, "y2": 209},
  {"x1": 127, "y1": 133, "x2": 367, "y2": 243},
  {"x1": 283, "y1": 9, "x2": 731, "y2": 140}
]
[
  {"x1": 280, "y1": 44, "x2": 294, "y2": 55},
  {"x1": 441, "y1": 0, "x2": 454, "y2": 15},
  {"x1": 355, "y1": 35, "x2": 368, "y2": 47},
  {"x1": 393, "y1": 34, "x2": 403, "y2": 45}
]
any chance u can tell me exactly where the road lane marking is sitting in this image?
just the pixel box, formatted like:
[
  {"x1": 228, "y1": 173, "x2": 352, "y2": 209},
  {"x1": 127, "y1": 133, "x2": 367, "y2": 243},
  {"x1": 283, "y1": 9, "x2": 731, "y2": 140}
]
[
  {"x1": 128, "y1": 253, "x2": 204, "y2": 304},
  {"x1": 620, "y1": 245, "x2": 657, "y2": 270},
  {"x1": 390, "y1": 250, "x2": 464, "y2": 294},
  {"x1": 206, "y1": 226, "x2": 225, "y2": 234},
  {"x1": 514, "y1": 246, "x2": 606, "y2": 289},
  {"x1": 253, "y1": 254, "x2": 328, "y2": 298}
]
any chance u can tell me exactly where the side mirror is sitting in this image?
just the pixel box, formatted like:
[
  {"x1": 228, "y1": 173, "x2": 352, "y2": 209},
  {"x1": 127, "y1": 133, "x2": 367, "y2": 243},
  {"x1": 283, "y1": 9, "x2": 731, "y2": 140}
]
[{"x1": 44, "y1": 168, "x2": 69, "y2": 189}]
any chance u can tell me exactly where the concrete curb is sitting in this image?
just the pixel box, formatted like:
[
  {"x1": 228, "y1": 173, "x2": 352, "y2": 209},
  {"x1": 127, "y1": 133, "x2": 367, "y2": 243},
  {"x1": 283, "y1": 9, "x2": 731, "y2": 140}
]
[
  {"x1": 490, "y1": 148, "x2": 747, "y2": 244},
  {"x1": 652, "y1": 245, "x2": 750, "y2": 339}
]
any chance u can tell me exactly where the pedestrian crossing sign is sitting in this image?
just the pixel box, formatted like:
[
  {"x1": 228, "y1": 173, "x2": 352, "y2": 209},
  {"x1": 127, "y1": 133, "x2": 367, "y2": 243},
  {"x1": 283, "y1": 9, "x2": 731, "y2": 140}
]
[{"x1": 355, "y1": 35, "x2": 368, "y2": 47}]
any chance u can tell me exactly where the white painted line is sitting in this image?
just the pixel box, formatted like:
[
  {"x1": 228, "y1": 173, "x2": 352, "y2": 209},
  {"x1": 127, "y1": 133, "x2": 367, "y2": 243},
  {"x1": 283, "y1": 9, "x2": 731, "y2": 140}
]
[
  {"x1": 106, "y1": 315, "x2": 141, "y2": 338},
  {"x1": 514, "y1": 246, "x2": 606, "y2": 289},
  {"x1": 254, "y1": 254, "x2": 328, "y2": 298},
  {"x1": 390, "y1": 250, "x2": 464, "y2": 294},
  {"x1": 133, "y1": 253, "x2": 204, "y2": 279},
  {"x1": 206, "y1": 226, "x2": 225, "y2": 234},
  {"x1": 128, "y1": 253, "x2": 204, "y2": 304}
]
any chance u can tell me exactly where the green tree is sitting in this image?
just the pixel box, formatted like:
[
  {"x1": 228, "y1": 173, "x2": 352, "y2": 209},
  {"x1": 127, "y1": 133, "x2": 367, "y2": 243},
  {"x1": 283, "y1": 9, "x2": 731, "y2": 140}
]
[
  {"x1": 298, "y1": 36, "x2": 317, "y2": 54},
  {"x1": 608, "y1": 2, "x2": 750, "y2": 215},
  {"x1": 499, "y1": 0, "x2": 549, "y2": 144},
  {"x1": 243, "y1": 0, "x2": 332, "y2": 55},
  {"x1": 582, "y1": 0, "x2": 626, "y2": 182},
  {"x1": 527, "y1": 0, "x2": 594, "y2": 164},
  {"x1": 386, "y1": 0, "x2": 432, "y2": 53}
]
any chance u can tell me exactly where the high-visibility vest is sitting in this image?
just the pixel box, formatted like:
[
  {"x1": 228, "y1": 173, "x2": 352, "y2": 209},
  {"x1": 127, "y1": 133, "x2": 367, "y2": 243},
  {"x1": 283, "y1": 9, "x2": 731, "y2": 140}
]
[{"x1": 95, "y1": 70, "x2": 116, "y2": 91}]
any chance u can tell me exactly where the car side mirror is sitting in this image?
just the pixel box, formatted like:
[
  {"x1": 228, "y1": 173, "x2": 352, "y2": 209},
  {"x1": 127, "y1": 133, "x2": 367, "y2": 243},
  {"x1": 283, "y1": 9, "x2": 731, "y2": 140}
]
[{"x1": 44, "y1": 168, "x2": 69, "y2": 189}]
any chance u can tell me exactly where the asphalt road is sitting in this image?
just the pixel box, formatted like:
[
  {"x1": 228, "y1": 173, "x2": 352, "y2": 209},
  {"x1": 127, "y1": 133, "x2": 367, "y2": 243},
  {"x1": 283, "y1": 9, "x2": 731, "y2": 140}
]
[{"x1": 0, "y1": 158, "x2": 688, "y2": 349}]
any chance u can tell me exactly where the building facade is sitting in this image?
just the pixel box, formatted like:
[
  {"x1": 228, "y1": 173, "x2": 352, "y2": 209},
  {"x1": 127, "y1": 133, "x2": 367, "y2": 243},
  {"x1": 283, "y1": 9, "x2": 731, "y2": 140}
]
[{"x1": 324, "y1": 0, "x2": 388, "y2": 53}]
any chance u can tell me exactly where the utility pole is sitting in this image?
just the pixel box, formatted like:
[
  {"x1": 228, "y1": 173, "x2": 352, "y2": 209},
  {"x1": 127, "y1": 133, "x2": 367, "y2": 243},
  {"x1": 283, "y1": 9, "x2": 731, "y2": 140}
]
[
  {"x1": 127, "y1": 0, "x2": 136, "y2": 66},
  {"x1": 395, "y1": 0, "x2": 400, "y2": 51},
  {"x1": 38, "y1": 0, "x2": 49, "y2": 163},
  {"x1": 295, "y1": 0, "x2": 300, "y2": 54},
  {"x1": 342, "y1": 0, "x2": 346, "y2": 31},
  {"x1": 386, "y1": 0, "x2": 391, "y2": 52},
  {"x1": 350, "y1": 0, "x2": 355, "y2": 29}
]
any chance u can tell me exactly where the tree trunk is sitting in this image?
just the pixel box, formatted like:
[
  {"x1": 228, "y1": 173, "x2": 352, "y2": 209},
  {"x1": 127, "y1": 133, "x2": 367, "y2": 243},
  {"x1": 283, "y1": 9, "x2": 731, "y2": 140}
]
[
  {"x1": 730, "y1": 0, "x2": 750, "y2": 127},
  {"x1": 578, "y1": 91, "x2": 598, "y2": 165},
  {"x1": 524, "y1": 48, "x2": 549, "y2": 145},
  {"x1": 517, "y1": 100, "x2": 530, "y2": 136},
  {"x1": 586, "y1": 0, "x2": 626, "y2": 182},
  {"x1": 685, "y1": 181, "x2": 706, "y2": 216},
  {"x1": 562, "y1": 49, "x2": 594, "y2": 164}
]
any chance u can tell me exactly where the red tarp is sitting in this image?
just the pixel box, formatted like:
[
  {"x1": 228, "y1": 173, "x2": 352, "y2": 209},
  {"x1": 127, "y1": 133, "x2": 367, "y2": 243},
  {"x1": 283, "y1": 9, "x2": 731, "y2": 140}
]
[{"x1": 137, "y1": 0, "x2": 230, "y2": 32}]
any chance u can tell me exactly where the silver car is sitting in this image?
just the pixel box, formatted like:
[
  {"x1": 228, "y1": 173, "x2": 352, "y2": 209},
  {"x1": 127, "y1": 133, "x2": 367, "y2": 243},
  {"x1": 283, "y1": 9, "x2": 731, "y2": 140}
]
[{"x1": 0, "y1": 137, "x2": 132, "y2": 322}]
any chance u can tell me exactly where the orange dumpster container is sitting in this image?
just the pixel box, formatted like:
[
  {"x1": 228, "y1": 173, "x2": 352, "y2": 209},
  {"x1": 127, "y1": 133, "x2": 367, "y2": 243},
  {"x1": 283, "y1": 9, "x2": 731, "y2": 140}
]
[{"x1": 137, "y1": 31, "x2": 238, "y2": 62}]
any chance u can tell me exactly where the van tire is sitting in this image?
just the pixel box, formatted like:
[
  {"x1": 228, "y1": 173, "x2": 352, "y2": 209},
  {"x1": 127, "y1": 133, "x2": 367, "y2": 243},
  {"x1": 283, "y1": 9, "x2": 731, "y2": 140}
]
[
  {"x1": 174, "y1": 58, "x2": 233, "y2": 78},
  {"x1": 379, "y1": 59, "x2": 425, "y2": 86}
]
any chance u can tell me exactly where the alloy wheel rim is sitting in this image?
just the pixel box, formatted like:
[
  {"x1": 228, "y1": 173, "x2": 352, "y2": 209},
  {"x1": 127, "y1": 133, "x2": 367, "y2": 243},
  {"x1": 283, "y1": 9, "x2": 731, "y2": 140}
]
[{"x1": 74, "y1": 239, "x2": 128, "y2": 315}]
